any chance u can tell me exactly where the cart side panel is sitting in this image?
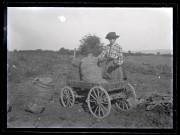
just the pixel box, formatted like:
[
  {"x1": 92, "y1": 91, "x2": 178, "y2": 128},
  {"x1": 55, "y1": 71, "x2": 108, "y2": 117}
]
[
  {"x1": 67, "y1": 80, "x2": 127, "y2": 91},
  {"x1": 102, "y1": 82, "x2": 127, "y2": 91},
  {"x1": 67, "y1": 80, "x2": 99, "y2": 89}
]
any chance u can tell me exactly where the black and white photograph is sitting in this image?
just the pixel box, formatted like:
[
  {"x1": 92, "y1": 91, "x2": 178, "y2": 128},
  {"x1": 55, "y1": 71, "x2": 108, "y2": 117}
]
[{"x1": 6, "y1": 6, "x2": 174, "y2": 129}]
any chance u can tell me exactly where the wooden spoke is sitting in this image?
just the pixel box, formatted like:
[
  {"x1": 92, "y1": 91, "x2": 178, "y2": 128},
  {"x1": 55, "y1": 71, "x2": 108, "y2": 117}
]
[
  {"x1": 69, "y1": 100, "x2": 73, "y2": 107},
  {"x1": 97, "y1": 89, "x2": 100, "y2": 99},
  {"x1": 93, "y1": 89, "x2": 98, "y2": 98},
  {"x1": 66, "y1": 89, "x2": 70, "y2": 95},
  {"x1": 90, "y1": 100, "x2": 96, "y2": 103},
  {"x1": 68, "y1": 98, "x2": 73, "y2": 103},
  {"x1": 65, "y1": 89, "x2": 69, "y2": 94},
  {"x1": 101, "y1": 102, "x2": 109, "y2": 105},
  {"x1": 119, "y1": 100, "x2": 123, "y2": 108},
  {"x1": 99, "y1": 106, "x2": 103, "y2": 117},
  {"x1": 94, "y1": 106, "x2": 99, "y2": 114},
  {"x1": 125, "y1": 100, "x2": 129, "y2": 110},
  {"x1": 100, "y1": 104, "x2": 107, "y2": 114},
  {"x1": 122, "y1": 88, "x2": 126, "y2": 93},
  {"x1": 100, "y1": 90, "x2": 103, "y2": 97},
  {"x1": 64, "y1": 99, "x2": 67, "y2": 105},
  {"x1": 63, "y1": 90, "x2": 67, "y2": 95},
  {"x1": 122, "y1": 100, "x2": 125, "y2": 110},
  {"x1": 101, "y1": 106, "x2": 105, "y2": 116},
  {"x1": 98, "y1": 105, "x2": 101, "y2": 117},
  {"x1": 128, "y1": 101, "x2": 132, "y2": 107},
  {"x1": 90, "y1": 94, "x2": 97, "y2": 101},
  {"x1": 67, "y1": 100, "x2": 70, "y2": 107},
  {"x1": 91, "y1": 105, "x2": 96, "y2": 110},
  {"x1": 101, "y1": 101, "x2": 109, "y2": 106}
]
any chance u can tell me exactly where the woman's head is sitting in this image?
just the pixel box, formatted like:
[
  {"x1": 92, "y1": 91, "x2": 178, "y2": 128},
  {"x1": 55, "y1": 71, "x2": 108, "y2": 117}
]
[
  {"x1": 108, "y1": 38, "x2": 116, "y2": 45},
  {"x1": 105, "y1": 32, "x2": 119, "y2": 40}
]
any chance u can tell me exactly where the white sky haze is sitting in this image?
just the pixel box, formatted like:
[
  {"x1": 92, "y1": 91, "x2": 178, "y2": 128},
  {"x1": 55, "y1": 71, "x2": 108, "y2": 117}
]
[{"x1": 7, "y1": 7, "x2": 173, "y2": 52}]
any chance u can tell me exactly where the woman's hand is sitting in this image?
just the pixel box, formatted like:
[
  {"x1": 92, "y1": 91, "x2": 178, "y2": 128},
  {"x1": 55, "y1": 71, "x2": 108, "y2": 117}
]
[
  {"x1": 97, "y1": 57, "x2": 104, "y2": 67},
  {"x1": 98, "y1": 57, "x2": 104, "y2": 62},
  {"x1": 113, "y1": 59, "x2": 120, "y2": 65}
]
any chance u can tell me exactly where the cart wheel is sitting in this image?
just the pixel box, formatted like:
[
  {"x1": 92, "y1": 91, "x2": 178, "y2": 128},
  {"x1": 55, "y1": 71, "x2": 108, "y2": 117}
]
[
  {"x1": 115, "y1": 83, "x2": 136, "y2": 111},
  {"x1": 60, "y1": 86, "x2": 75, "y2": 108},
  {"x1": 87, "y1": 86, "x2": 111, "y2": 119}
]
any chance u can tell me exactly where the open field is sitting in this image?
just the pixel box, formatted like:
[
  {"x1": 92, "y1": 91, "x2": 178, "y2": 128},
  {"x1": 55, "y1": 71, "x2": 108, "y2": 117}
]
[
  {"x1": 125, "y1": 55, "x2": 172, "y2": 66},
  {"x1": 7, "y1": 51, "x2": 173, "y2": 128}
]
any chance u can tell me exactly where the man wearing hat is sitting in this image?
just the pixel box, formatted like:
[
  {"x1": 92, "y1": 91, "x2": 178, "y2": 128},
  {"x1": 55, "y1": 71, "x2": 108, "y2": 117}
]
[{"x1": 98, "y1": 32, "x2": 127, "y2": 82}]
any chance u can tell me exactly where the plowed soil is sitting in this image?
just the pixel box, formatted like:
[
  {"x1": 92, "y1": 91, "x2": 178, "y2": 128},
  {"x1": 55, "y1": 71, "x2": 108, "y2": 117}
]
[{"x1": 7, "y1": 56, "x2": 173, "y2": 128}]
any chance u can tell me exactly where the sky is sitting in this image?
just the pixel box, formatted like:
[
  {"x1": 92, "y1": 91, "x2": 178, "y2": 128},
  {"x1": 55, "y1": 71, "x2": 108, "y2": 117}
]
[{"x1": 7, "y1": 7, "x2": 173, "y2": 52}]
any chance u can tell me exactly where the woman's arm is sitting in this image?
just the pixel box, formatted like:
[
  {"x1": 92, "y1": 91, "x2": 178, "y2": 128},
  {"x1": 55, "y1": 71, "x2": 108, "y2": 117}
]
[
  {"x1": 118, "y1": 49, "x2": 123, "y2": 65},
  {"x1": 113, "y1": 45, "x2": 123, "y2": 66}
]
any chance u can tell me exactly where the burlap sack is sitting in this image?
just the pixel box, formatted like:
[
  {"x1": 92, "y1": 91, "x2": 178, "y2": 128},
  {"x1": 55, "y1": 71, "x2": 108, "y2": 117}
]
[
  {"x1": 24, "y1": 101, "x2": 45, "y2": 114},
  {"x1": 23, "y1": 77, "x2": 54, "y2": 114},
  {"x1": 32, "y1": 77, "x2": 54, "y2": 104},
  {"x1": 80, "y1": 54, "x2": 108, "y2": 83},
  {"x1": 67, "y1": 62, "x2": 81, "y2": 81}
]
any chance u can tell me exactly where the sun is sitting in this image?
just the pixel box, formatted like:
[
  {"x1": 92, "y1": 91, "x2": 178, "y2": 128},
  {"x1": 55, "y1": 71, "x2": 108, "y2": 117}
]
[{"x1": 58, "y1": 16, "x2": 66, "y2": 22}]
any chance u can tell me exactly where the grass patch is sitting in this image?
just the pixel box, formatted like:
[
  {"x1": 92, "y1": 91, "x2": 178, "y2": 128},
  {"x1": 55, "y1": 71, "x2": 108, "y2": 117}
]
[
  {"x1": 7, "y1": 51, "x2": 72, "y2": 83},
  {"x1": 7, "y1": 51, "x2": 173, "y2": 83},
  {"x1": 124, "y1": 61, "x2": 172, "y2": 78}
]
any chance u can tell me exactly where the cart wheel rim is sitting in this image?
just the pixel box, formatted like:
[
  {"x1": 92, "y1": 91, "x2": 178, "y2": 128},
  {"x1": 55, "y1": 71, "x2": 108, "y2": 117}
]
[
  {"x1": 87, "y1": 86, "x2": 111, "y2": 119},
  {"x1": 60, "y1": 86, "x2": 75, "y2": 108},
  {"x1": 116, "y1": 83, "x2": 136, "y2": 111}
]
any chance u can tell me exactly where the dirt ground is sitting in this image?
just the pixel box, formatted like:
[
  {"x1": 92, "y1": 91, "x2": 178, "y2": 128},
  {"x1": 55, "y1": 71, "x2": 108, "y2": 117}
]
[{"x1": 7, "y1": 67, "x2": 173, "y2": 128}]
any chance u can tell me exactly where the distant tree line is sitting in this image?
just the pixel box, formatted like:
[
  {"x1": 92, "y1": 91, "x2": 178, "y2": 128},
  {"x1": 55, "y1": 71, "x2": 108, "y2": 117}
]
[
  {"x1": 59, "y1": 47, "x2": 74, "y2": 55},
  {"x1": 10, "y1": 48, "x2": 172, "y2": 57},
  {"x1": 125, "y1": 51, "x2": 172, "y2": 57},
  {"x1": 9, "y1": 33, "x2": 172, "y2": 57}
]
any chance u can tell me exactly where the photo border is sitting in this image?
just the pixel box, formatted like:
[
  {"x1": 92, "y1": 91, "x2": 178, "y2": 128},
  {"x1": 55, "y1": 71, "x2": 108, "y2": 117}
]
[{"x1": 1, "y1": 0, "x2": 178, "y2": 134}]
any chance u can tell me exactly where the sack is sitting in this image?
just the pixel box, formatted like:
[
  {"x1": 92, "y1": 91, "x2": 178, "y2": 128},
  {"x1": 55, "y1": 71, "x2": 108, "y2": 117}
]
[
  {"x1": 67, "y1": 61, "x2": 81, "y2": 81},
  {"x1": 80, "y1": 54, "x2": 108, "y2": 83},
  {"x1": 24, "y1": 101, "x2": 45, "y2": 114},
  {"x1": 32, "y1": 77, "x2": 54, "y2": 103},
  {"x1": 71, "y1": 59, "x2": 81, "y2": 67}
]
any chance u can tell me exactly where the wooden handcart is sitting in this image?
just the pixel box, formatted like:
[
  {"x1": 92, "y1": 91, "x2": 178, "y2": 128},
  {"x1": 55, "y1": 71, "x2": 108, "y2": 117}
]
[{"x1": 60, "y1": 80, "x2": 136, "y2": 119}]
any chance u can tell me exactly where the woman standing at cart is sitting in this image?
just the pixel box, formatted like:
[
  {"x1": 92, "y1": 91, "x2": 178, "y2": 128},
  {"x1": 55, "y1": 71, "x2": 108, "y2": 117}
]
[{"x1": 98, "y1": 32, "x2": 127, "y2": 82}]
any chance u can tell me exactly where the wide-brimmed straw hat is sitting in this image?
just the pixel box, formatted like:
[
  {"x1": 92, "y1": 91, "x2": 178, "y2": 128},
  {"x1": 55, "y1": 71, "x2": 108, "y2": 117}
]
[{"x1": 105, "y1": 32, "x2": 120, "y2": 39}]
